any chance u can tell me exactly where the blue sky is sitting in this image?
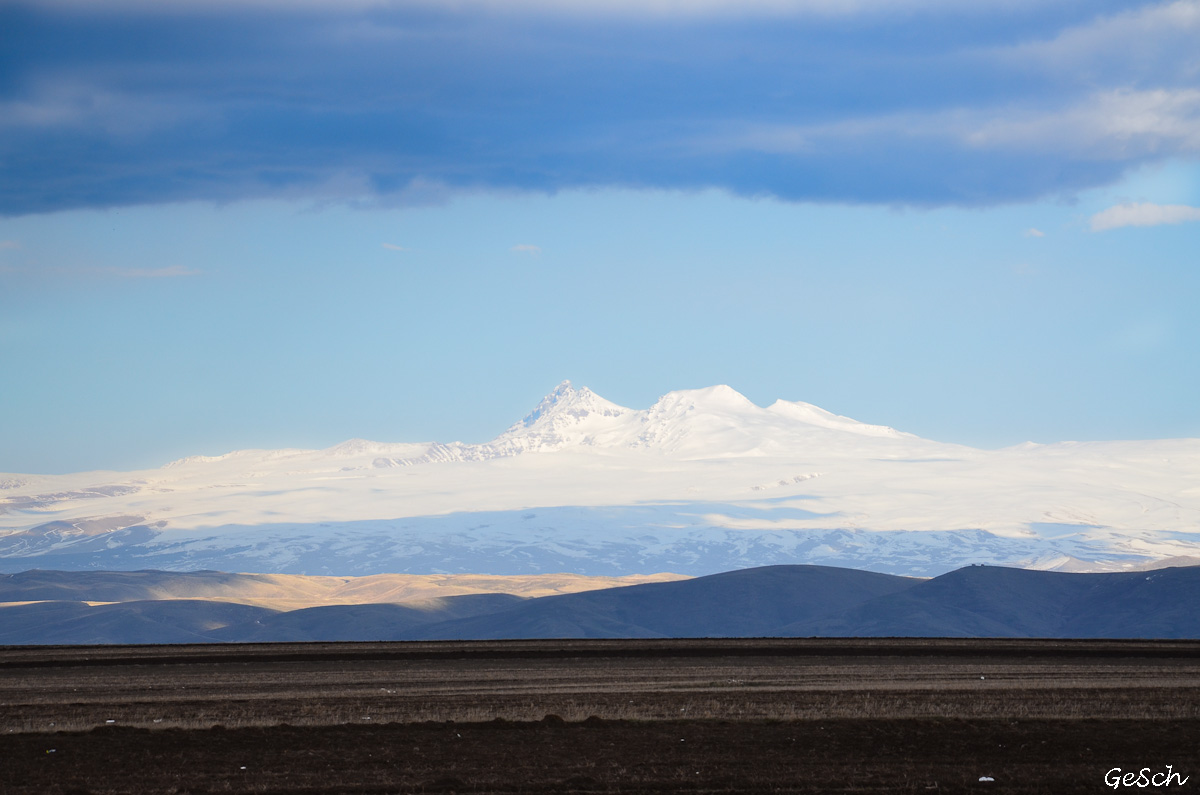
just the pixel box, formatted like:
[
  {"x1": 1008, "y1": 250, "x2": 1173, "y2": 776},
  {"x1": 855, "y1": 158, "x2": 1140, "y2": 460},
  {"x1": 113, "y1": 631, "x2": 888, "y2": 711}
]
[{"x1": 1, "y1": 0, "x2": 1198, "y2": 473}]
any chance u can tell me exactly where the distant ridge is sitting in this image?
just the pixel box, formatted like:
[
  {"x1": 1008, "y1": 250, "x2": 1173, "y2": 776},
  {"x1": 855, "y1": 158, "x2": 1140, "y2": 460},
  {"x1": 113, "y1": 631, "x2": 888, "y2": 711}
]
[
  {"x1": 2, "y1": 563, "x2": 1198, "y2": 645},
  {"x1": 787, "y1": 564, "x2": 1200, "y2": 638},
  {"x1": 406, "y1": 565, "x2": 916, "y2": 640}
]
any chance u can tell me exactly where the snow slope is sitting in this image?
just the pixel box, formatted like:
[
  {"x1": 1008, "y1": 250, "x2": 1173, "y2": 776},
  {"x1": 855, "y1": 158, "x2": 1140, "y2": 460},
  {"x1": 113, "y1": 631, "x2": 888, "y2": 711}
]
[{"x1": 2, "y1": 381, "x2": 1198, "y2": 576}]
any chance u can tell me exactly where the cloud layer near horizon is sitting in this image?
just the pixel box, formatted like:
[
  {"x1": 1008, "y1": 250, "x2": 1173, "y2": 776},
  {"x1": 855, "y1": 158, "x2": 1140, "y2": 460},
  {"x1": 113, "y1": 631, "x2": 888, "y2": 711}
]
[
  {"x1": 1091, "y1": 202, "x2": 1200, "y2": 231},
  {"x1": 2, "y1": 0, "x2": 1197, "y2": 215}
]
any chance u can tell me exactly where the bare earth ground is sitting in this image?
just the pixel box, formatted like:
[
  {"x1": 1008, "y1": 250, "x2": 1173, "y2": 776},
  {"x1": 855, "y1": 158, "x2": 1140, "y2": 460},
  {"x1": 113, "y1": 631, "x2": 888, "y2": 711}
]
[{"x1": 1, "y1": 639, "x2": 1198, "y2": 793}]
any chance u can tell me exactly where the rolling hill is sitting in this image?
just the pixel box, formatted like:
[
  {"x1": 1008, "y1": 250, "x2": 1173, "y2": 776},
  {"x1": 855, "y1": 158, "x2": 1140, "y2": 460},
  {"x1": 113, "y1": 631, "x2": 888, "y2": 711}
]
[{"x1": 3, "y1": 563, "x2": 1198, "y2": 644}]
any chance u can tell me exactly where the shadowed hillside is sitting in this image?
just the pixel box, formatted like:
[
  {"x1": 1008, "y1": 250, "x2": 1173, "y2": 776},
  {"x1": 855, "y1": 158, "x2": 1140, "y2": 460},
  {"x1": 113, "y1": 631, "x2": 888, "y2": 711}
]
[
  {"x1": 209, "y1": 594, "x2": 526, "y2": 642},
  {"x1": 405, "y1": 565, "x2": 918, "y2": 640},
  {"x1": 787, "y1": 564, "x2": 1200, "y2": 638},
  {"x1": 2, "y1": 564, "x2": 1198, "y2": 644},
  {"x1": 0, "y1": 600, "x2": 277, "y2": 645}
]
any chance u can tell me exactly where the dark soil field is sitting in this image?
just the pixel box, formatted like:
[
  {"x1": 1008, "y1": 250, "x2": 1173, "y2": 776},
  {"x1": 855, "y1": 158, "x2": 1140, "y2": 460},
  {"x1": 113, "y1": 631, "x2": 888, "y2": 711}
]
[{"x1": 2, "y1": 638, "x2": 1199, "y2": 793}]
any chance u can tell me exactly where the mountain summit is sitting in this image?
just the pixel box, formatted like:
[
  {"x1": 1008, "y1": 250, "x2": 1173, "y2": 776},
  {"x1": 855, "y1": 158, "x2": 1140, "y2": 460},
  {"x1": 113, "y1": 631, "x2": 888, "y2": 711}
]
[
  {"x1": 384, "y1": 381, "x2": 920, "y2": 464},
  {"x1": 493, "y1": 380, "x2": 635, "y2": 452},
  {"x1": 513, "y1": 380, "x2": 626, "y2": 429}
]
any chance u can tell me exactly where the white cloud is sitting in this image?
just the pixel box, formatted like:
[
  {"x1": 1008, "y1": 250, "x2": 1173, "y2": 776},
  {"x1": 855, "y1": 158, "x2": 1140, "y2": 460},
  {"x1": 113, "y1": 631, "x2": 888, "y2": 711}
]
[
  {"x1": 381, "y1": 243, "x2": 408, "y2": 251},
  {"x1": 1090, "y1": 202, "x2": 1200, "y2": 231},
  {"x1": 1024, "y1": 228, "x2": 1044, "y2": 238},
  {"x1": 1001, "y1": 1, "x2": 1200, "y2": 79},
  {"x1": 962, "y1": 89, "x2": 1200, "y2": 158},
  {"x1": 510, "y1": 244, "x2": 542, "y2": 254},
  {"x1": 0, "y1": 240, "x2": 19, "y2": 250},
  {"x1": 720, "y1": 88, "x2": 1200, "y2": 161}
]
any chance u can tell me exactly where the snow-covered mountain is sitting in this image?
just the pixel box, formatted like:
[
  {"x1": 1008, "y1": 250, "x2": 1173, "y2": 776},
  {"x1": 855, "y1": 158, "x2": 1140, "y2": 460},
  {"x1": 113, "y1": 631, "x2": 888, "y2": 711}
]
[
  {"x1": 2, "y1": 381, "x2": 1198, "y2": 577},
  {"x1": 374, "y1": 381, "x2": 918, "y2": 466}
]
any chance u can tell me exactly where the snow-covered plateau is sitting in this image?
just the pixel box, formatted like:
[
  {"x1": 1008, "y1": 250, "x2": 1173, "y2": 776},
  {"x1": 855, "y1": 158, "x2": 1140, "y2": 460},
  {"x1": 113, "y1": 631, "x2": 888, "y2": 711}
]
[{"x1": 2, "y1": 381, "x2": 1198, "y2": 577}]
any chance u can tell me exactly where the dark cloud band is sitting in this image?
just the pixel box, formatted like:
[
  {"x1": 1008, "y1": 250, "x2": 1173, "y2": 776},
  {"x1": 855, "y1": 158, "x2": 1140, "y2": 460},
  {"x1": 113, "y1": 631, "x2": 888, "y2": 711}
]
[{"x1": 0, "y1": 0, "x2": 1189, "y2": 215}]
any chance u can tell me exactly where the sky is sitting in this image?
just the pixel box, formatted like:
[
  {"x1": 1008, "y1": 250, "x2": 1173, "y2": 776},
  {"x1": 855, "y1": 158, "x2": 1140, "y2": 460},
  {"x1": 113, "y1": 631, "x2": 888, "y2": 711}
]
[{"x1": 1, "y1": 0, "x2": 1198, "y2": 474}]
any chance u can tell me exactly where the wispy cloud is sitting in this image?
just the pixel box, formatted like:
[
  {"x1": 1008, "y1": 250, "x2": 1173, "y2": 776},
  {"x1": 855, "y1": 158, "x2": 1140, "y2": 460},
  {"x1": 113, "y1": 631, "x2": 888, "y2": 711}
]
[
  {"x1": 961, "y1": 89, "x2": 1200, "y2": 158},
  {"x1": 0, "y1": 263, "x2": 202, "y2": 281},
  {"x1": 510, "y1": 244, "x2": 542, "y2": 255},
  {"x1": 0, "y1": 81, "x2": 215, "y2": 138},
  {"x1": 730, "y1": 88, "x2": 1200, "y2": 160},
  {"x1": 1023, "y1": 228, "x2": 1045, "y2": 238},
  {"x1": 0, "y1": 240, "x2": 19, "y2": 250},
  {"x1": 1090, "y1": 202, "x2": 1200, "y2": 231},
  {"x1": 1000, "y1": 1, "x2": 1200, "y2": 84},
  {"x1": 107, "y1": 265, "x2": 201, "y2": 278},
  {"x1": 381, "y1": 243, "x2": 408, "y2": 251},
  {"x1": 1112, "y1": 318, "x2": 1171, "y2": 352},
  {"x1": 14, "y1": 0, "x2": 1058, "y2": 18}
]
